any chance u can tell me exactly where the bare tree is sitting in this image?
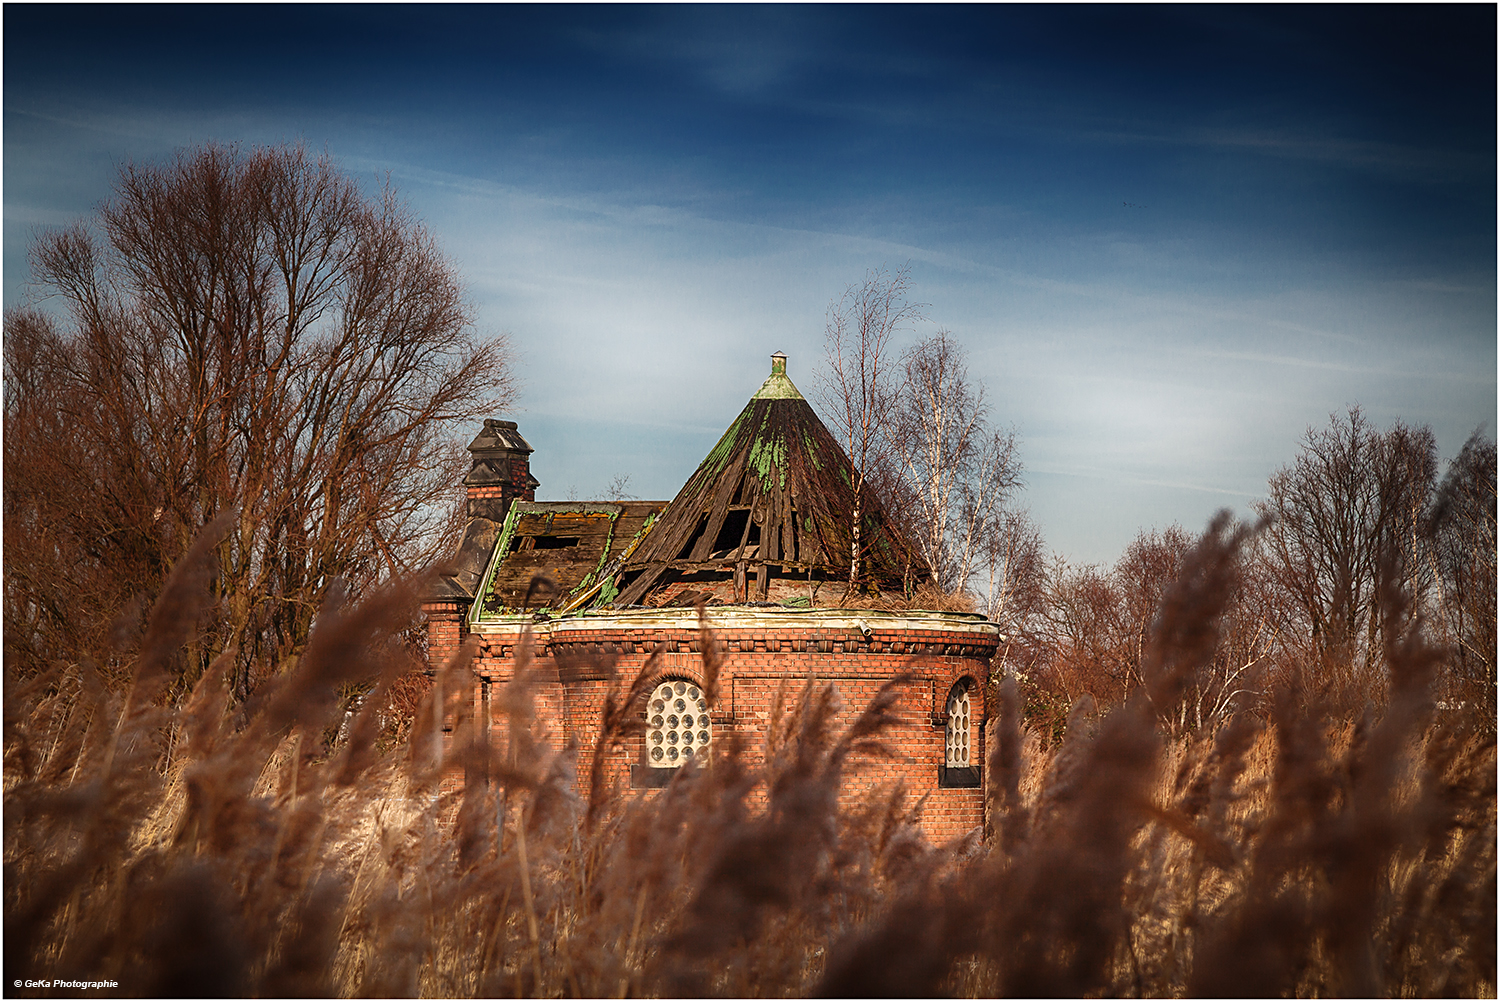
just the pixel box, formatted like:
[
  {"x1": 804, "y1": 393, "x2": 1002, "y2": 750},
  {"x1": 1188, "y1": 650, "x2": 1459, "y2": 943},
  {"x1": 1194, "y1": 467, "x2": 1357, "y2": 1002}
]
[
  {"x1": 890, "y1": 331, "x2": 1023, "y2": 594},
  {"x1": 1124, "y1": 521, "x2": 1271, "y2": 734},
  {"x1": 1113, "y1": 525, "x2": 1196, "y2": 695},
  {"x1": 1037, "y1": 557, "x2": 1127, "y2": 705},
  {"x1": 599, "y1": 473, "x2": 638, "y2": 501},
  {"x1": 1020, "y1": 519, "x2": 1269, "y2": 732},
  {"x1": 816, "y1": 271, "x2": 1028, "y2": 608},
  {"x1": 1253, "y1": 408, "x2": 1437, "y2": 696},
  {"x1": 816, "y1": 264, "x2": 926, "y2": 591},
  {"x1": 1425, "y1": 431, "x2": 1497, "y2": 726},
  {"x1": 976, "y1": 509, "x2": 1045, "y2": 626},
  {"x1": 4, "y1": 143, "x2": 514, "y2": 697}
]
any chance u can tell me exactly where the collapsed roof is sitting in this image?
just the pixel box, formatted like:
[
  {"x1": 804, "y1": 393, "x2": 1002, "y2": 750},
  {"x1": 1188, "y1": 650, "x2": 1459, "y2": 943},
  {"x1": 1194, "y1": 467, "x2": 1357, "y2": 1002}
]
[
  {"x1": 464, "y1": 353, "x2": 930, "y2": 617},
  {"x1": 472, "y1": 500, "x2": 667, "y2": 619},
  {"x1": 610, "y1": 352, "x2": 928, "y2": 606}
]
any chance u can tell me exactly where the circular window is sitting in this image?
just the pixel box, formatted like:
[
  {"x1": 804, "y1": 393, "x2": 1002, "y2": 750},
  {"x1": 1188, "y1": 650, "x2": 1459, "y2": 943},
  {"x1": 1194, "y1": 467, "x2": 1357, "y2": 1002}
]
[{"x1": 647, "y1": 680, "x2": 712, "y2": 769}]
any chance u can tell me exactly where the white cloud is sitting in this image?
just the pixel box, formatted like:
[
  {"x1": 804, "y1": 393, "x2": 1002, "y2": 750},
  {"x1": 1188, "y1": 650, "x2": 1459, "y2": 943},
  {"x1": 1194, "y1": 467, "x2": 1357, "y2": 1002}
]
[{"x1": 4, "y1": 47, "x2": 1490, "y2": 566}]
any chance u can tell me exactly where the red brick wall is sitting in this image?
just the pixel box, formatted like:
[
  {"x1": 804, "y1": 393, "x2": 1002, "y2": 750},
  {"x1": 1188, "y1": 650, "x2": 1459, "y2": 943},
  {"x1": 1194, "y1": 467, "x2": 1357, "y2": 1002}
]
[
  {"x1": 464, "y1": 452, "x2": 533, "y2": 514},
  {"x1": 450, "y1": 616, "x2": 997, "y2": 843},
  {"x1": 511, "y1": 456, "x2": 535, "y2": 501},
  {"x1": 422, "y1": 600, "x2": 468, "y2": 669}
]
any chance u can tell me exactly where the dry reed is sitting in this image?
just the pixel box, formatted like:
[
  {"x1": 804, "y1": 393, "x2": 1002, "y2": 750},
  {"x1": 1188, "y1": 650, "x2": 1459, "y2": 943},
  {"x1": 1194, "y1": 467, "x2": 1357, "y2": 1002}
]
[{"x1": 4, "y1": 521, "x2": 1494, "y2": 998}]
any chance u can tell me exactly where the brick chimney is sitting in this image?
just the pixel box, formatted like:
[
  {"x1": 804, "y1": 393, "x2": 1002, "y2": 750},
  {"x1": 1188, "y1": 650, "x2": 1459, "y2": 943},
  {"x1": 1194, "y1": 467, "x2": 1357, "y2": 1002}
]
[{"x1": 463, "y1": 419, "x2": 539, "y2": 524}]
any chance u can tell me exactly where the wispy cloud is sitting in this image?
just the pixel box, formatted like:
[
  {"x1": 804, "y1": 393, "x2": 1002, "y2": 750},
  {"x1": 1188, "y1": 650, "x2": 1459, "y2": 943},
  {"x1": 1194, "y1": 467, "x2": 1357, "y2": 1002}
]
[
  {"x1": 1192, "y1": 348, "x2": 1494, "y2": 384},
  {"x1": 4, "y1": 6, "x2": 1489, "y2": 564},
  {"x1": 3, "y1": 205, "x2": 81, "y2": 227},
  {"x1": 1195, "y1": 128, "x2": 1487, "y2": 178},
  {"x1": 1030, "y1": 464, "x2": 1260, "y2": 499}
]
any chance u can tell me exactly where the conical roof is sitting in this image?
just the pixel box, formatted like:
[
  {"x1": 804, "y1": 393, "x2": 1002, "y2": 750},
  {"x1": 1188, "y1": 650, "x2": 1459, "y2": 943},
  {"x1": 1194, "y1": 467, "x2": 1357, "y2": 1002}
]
[{"x1": 613, "y1": 353, "x2": 928, "y2": 606}]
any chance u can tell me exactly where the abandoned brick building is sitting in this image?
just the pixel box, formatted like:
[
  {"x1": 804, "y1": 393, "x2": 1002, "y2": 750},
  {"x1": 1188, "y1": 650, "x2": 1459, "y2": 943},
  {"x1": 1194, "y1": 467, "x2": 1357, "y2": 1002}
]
[{"x1": 424, "y1": 353, "x2": 1000, "y2": 841}]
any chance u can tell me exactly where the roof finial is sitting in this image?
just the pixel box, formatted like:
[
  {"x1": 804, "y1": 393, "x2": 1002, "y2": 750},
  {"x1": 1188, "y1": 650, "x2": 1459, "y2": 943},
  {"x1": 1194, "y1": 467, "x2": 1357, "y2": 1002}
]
[{"x1": 752, "y1": 351, "x2": 802, "y2": 400}]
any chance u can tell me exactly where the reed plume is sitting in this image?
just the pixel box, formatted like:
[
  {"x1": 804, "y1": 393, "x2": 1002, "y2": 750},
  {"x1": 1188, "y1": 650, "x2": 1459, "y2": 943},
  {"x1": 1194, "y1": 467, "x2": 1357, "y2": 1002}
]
[{"x1": 4, "y1": 518, "x2": 1493, "y2": 998}]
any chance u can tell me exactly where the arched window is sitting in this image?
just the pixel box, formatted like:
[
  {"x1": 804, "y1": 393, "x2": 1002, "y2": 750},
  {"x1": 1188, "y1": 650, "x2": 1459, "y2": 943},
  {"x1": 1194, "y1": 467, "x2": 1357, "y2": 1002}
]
[
  {"x1": 941, "y1": 679, "x2": 980, "y2": 788},
  {"x1": 945, "y1": 681, "x2": 972, "y2": 768},
  {"x1": 646, "y1": 679, "x2": 712, "y2": 769}
]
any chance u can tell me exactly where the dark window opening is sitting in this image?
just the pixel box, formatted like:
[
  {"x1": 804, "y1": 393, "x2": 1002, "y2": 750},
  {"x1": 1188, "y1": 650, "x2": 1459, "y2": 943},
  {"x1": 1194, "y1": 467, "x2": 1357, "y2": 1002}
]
[
  {"x1": 678, "y1": 514, "x2": 709, "y2": 559},
  {"x1": 712, "y1": 509, "x2": 750, "y2": 553},
  {"x1": 532, "y1": 535, "x2": 580, "y2": 550}
]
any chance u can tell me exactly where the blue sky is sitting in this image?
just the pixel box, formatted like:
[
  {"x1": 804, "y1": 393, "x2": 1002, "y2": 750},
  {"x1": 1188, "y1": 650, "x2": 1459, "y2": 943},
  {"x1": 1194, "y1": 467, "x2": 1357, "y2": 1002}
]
[{"x1": 5, "y1": 5, "x2": 1494, "y2": 565}]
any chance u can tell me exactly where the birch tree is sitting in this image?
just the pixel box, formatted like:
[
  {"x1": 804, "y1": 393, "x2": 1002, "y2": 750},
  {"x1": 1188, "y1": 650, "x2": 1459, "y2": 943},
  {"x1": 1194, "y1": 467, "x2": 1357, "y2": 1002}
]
[
  {"x1": 816, "y1": 264, "x2": 926, "y2": 592},
  {"x1": 891, "y1": 331, "x2": 1023, "y2": 594}
]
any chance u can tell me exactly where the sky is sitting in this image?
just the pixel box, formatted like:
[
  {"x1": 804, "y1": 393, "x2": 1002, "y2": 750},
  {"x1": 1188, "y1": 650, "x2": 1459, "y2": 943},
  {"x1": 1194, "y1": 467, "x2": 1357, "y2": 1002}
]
[{"x1": 5, "y1": 5, "x2": 1495, "y2": 566}]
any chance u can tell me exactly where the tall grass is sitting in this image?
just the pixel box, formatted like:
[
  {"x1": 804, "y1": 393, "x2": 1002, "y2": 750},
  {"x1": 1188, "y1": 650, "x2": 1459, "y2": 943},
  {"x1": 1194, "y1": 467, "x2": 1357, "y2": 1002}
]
[{"x1": 5, "y1": 523, "x2": 1494, "y2": 997}]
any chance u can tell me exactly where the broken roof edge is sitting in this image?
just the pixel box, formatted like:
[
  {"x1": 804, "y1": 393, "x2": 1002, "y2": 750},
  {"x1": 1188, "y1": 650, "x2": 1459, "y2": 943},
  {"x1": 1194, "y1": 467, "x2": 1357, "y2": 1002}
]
[
  {"x1": 468, "y1": 498, "x2": 670, "y2": 624},
  {"x1": 428, "y1": 575, "x2": 474, "y2": 600},
  {"x1": 508, "y1": 501, "x2": 627, "y2": 515}
]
